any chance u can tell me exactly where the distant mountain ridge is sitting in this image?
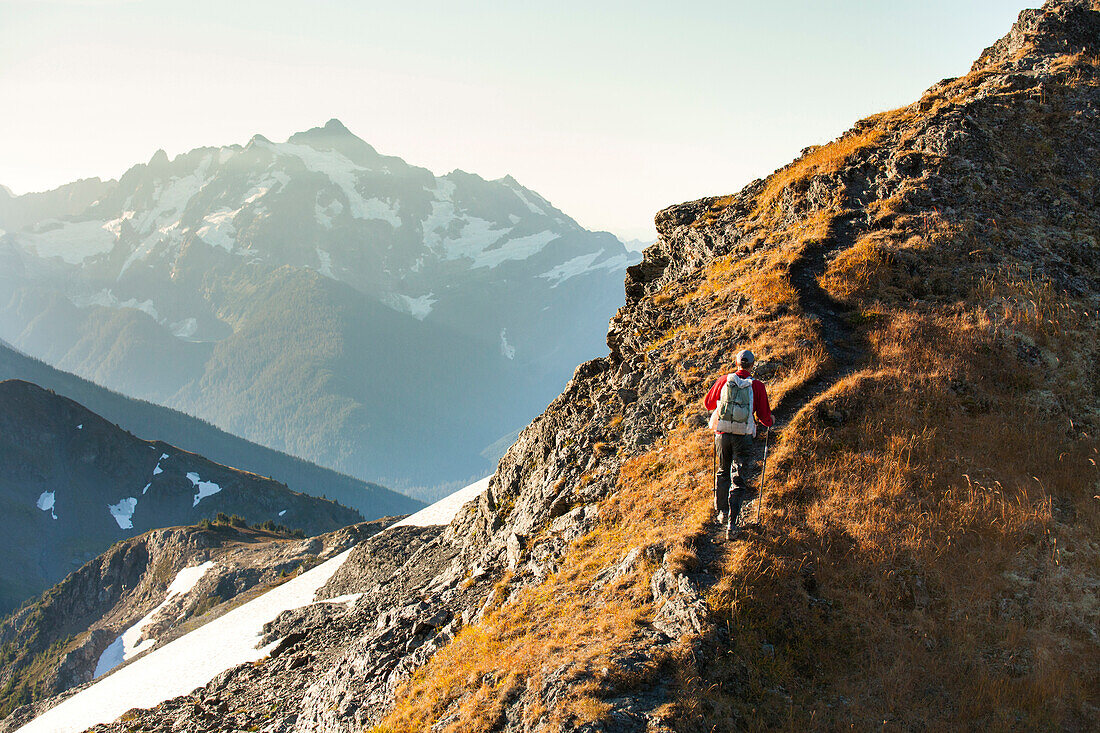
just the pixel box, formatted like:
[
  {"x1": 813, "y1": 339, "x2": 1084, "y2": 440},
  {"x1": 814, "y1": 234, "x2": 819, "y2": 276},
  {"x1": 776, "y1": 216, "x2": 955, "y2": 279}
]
[
  {"x1": 0, "y1": 121, "x2": 637, "y2": 495},
  {"x1": 0, "y1": 340, "x2": 421, "y2": 520},
  {"x1": 0, "y1": 379, "x2": 364, "y2": 615}
]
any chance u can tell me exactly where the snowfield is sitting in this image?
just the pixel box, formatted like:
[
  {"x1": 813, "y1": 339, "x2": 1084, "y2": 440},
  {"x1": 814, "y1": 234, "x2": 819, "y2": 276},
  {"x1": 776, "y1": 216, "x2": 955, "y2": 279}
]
[
  {"x1": 14, "y1": 219, "x2": 117, "y2": 264},
  {"x1": 107, "y1": 498, "x2": 138, "y2": 530},
  {"x1": 186, "y1": 472, "x2": 222, "y2": 507},
  {"x1": 36, "y1": 491, "x2": 57, "y2": 520},
  {"x1": 93, "y1": 562, "x2": 217, "y2": 679},
  {"x1": 392, "y1": 475, "x2": 488, "y2": 527},
  {"x1": 389, "y1": 292, "x2": 437, "y2": 321},
  {"x1": 16, "y1": 476, "x2": 491, "y2": 733},
  {"x1": 539, "y1": 250, "x2": 636, "y2": 287}
]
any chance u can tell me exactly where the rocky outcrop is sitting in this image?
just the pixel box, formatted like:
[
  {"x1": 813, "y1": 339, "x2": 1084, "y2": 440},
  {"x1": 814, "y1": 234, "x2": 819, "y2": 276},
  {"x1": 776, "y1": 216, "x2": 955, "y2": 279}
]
[{"x1": 0, "y1": 520, "x2": 391, "y2": 724}]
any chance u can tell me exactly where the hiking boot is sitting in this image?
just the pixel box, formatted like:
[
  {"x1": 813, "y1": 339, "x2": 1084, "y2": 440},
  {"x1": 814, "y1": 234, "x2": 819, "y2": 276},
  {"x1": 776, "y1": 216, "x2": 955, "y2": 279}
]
[{"x1": 726, "y1": 524, "x2": 742, "y2": 541}]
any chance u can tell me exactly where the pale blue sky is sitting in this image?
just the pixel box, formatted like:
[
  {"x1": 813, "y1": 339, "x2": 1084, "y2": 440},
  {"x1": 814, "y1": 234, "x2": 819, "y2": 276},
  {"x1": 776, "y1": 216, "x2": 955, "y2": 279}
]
[{"x1": 0, "y1": 0, "x2": 1033, "y2": 240}]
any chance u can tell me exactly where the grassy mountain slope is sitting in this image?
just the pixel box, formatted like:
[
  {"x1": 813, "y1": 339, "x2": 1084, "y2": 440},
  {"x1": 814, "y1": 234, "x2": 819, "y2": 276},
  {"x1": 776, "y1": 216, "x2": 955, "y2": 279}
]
[
  {"x1": 0, "y1": 340, "x2": 421, "y2": 519},
  {"x1": 373, "y1": 2, "x2": 1099, "y2": 729}
]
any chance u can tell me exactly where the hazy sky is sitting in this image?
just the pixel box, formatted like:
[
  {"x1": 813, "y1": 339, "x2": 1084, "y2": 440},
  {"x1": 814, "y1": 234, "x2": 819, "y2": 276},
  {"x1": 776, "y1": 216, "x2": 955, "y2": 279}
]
[{"x1": 0, "y1": 0, "x2": 1032, "y2": 241}]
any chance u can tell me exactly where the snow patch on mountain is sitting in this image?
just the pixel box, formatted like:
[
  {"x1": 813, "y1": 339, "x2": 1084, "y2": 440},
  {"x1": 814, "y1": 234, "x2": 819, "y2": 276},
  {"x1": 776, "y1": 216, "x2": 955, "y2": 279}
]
[
  {"x1": 93, "y1": 561, "x2": 217, "y2": 679},
  {"x1": 195, "y1": 209, "x2": 238, "y2": 251},
  {"x1": 130, "y1": 164, "x2": 211, "y2": 236},
  {"x1": 243, "y1": 180, "x2": 277, "y2": 204},
  {"x1": 267, "y1": 141, "x2": 399, "y2": 226},
  {"x1": 77, "y1": 291, "x2": 203, "y2": 341},
  {"x1": 115, "y1": 159, "x2": 216, "y2": 276},
  {"x1": 508, "y1": 186, "x2": 548, "y2": 216},
  {"x1": 500, "y1": 329, "x2": 516, "y2": 360},
  {"x1": 107, "y1": 498, "x2": 138, "y2": 529},
  {"x1": 186, "y1": 472, "x2": 222, "y2": 507},
  {"x1": 36, "y1": 491, "x2": 57, "y2": 520},
  {"x1": 387, "y1": 292, "x2": 436, "y2": 320},
  {"x1": 83, "y1": 290, "x2": 160, "y2": 322},
  {"x1": 315, "y1": 248, "x2": 335, "y2": 277},
  {"x1": 14, "y1": 220, "x2": 117, "y2": 264},
  {"x1": 171, "y1": 318, "x2": 198, "y2": 339},
  {"x1": 421, "y1": 181, "x2": 561, "y2": 268},
  {"x1": 102, "y1": 211, "x2": 135, "y2": 238},
  {"x1": 359, "y1": 197, "x2": 401, "y2": 227},
  {"x1": 539, "y1": 251, "x2": 636, "y2": 287},
  {"x1": 475, "y1": 230, "x2": 560, "y2": 269},
  {"x1": 393, "y1": 475, "x2": 490, "y2": 528},
  {"x1": 434, "y1": 215, "x2": 509, "y2": 261},
  {"x1": 314, "y1": 198, "x2": 343, "y2": 229}
]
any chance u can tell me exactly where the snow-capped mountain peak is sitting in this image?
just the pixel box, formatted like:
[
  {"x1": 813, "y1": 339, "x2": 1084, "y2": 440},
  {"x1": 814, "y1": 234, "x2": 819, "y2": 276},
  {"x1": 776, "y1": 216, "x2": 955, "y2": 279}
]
[{"x1": 0, "y1": 122, "x2": 637, "y2": 489}]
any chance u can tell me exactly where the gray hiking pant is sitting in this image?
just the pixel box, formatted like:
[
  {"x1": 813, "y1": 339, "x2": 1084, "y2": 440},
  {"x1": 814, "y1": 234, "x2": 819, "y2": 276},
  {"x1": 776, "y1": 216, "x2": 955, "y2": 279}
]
[{"x1": 714, "y1": 432, "x2": 755, "y2": 525}]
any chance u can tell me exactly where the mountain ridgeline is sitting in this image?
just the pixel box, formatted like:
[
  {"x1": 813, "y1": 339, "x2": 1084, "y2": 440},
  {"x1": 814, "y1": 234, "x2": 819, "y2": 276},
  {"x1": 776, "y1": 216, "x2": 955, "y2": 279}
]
[
  {"x1": 0, "y1": 379, "x2": 364, "y2": 615},
  {"x1": 0, "y1": 339, "x2": 420, "y2": 520},
  {"x1": 0, "y1": 123, "x2": 637, "y2": 496}
]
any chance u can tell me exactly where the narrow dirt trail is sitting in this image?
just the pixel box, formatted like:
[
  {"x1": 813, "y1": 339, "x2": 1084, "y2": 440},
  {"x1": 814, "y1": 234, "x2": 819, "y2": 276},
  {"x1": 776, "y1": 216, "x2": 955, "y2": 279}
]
[
  {"x1": 703, "y1": 210, "x2": 869, "y2": 540},
  {"x1": 776, "y1": 211, "x2": 866, "y2": 426}
]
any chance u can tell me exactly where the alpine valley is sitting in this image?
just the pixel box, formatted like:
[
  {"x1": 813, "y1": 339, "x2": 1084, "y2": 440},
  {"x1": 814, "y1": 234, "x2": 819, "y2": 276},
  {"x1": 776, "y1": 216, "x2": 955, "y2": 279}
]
[{"x1": 0, "y1": 121, "x2": 637, "y2": 497}]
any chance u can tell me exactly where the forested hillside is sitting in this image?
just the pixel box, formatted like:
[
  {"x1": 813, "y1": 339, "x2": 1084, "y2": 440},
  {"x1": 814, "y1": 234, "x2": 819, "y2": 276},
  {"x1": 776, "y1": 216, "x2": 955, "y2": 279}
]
[{"x1": 0, "y1": 341, "x2": 419, "y2": 519}]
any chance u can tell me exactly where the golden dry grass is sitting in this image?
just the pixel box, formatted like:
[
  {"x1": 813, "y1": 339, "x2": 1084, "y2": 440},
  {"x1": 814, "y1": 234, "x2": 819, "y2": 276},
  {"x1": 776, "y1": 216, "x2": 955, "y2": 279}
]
[
  {"x1": 376, "y1": 246, "x2": 1098, "y2": 731},
  {"x1": 373, "y1": 428, "x2": 714, "y2": 733},
  {"x1": 372, "y1": 42, "x2": 1099, "y2": 728},
  {"x1": 753, "y1": 130, "x2": 883, "y2": 221},
  {"x1": 681, "y1": 300, "x2": 1099, "y2": 729},
  {"x1": 819, "y1": 231, "x2": 895, "y2": 304}
]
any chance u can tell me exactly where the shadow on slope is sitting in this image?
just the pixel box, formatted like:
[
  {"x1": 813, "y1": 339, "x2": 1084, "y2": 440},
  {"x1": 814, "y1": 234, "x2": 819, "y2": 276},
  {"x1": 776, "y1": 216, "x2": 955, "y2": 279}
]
[{"x1": 0, "y1": 340, "x2": 420, "y2": 520}]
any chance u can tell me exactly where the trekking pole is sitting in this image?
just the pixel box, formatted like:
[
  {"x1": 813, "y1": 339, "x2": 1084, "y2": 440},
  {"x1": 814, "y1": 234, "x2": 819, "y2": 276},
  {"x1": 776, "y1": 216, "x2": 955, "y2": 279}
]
[
  {"x1": 711, "y1": 437, "x2": 716, "y2": 512},
  {"x1": 756, "y1": 427, "x2": 770, "y2": 525}
]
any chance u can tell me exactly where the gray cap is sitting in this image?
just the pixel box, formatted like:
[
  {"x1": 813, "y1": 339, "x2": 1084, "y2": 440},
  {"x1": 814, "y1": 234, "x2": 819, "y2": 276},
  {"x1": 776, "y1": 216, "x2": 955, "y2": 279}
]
[{"x1": 736, "y1": 349, "x2": 755, "y2": 368}]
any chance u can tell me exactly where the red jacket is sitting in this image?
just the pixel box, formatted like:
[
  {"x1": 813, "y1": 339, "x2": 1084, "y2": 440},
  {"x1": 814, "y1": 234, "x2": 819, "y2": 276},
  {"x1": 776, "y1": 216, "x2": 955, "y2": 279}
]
[{"x1": 704, "y1": 370, "x2": 773, "y2": 432}]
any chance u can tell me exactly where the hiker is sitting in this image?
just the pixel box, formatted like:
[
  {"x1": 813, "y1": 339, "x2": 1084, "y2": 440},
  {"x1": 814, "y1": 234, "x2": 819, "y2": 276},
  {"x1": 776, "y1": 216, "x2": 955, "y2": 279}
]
[{"x1": 704, "y1": 349, "x2": 773, "y2": 539}]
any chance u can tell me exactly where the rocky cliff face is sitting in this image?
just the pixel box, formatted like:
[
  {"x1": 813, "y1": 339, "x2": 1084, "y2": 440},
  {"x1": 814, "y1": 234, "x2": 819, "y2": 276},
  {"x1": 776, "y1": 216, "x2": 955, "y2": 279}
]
[
  {"x1": 19, "y1": 2, "x2": 1100, "y2": 731},
  {"x1": 0, "y1": 380, "x2": 364, "y2": 615},
  {"x1": 0, "y1": 519, "x2": 390, "y2": 726}
]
